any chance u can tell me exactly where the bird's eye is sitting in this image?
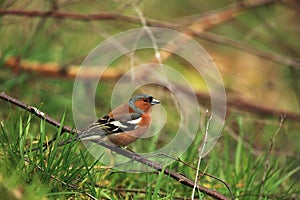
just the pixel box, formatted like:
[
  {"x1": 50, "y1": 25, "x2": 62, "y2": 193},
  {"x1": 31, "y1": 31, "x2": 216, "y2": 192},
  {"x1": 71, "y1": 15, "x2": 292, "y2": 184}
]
[{"x1": 143, "y1": 97, "x2": 153, "y2": 103}]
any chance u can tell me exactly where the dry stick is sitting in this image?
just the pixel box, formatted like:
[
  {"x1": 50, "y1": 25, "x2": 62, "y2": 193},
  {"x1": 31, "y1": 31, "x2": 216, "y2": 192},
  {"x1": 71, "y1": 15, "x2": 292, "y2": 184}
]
[
  {"x1": 192, "y1": 114, "x2": 212, "y2": 200},
  {"x1": 225, "y1": 95, "x2": 300, "y2": 122},
  {"x1": 3, "y1": 57, "x2": 124, "y2": 80},
  {"x1": 0, "y1": 92, "x2": 229, "y2": 200},
  {"x1": 0, "y1": 92, "x2": 74, "y2": 134},
  {"x1": 258, "y1": 114, "x2": 286, "y2": 200}
]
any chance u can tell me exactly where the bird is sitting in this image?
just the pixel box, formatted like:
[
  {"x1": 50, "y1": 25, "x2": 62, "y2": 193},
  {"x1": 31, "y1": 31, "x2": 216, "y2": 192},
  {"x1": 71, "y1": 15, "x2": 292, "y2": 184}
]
[{"x1": 74, "y1": 94, "x2": 160, "y2": 146}]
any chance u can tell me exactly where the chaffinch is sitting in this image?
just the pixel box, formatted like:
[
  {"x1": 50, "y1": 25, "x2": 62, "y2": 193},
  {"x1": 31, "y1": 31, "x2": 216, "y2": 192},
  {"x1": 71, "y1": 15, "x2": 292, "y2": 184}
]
[{"x1": 77, "y1": 94, "x2": 160, "y2": 146}]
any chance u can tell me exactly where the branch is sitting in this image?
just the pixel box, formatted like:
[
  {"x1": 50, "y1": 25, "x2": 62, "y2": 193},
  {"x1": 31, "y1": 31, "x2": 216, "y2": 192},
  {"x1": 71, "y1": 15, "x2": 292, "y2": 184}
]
[
  {"x1": 1, "y1": 0, "x2": 299, "y2": 69},
  {"x1": 4, "y1": 57, "x2": 300, "y2": 122},
  {"x1": 0, "y1": 92, "x2": 230, "y2": 200},
  {"x1": 0, "y1": 9, "x2": 141, "y2": 22},
  {"x1": 181, "y1": 0, "x2": 281, "y2": 31},
  {"x1": 4, "y1": 57, "x2": 123, "y2": 80},
  {"x1": 157, "y1": 0, "x2": 288, "y2": 64},
  {"x1": 225, "y1": 95, "x2": 300, "y2": 122},
  {"x1": 0, "y1": 91, "x2": 73, "y2": 134},
  {"x1": 0, "y1": 0, "x2": 279, "y2": 28},
  {"x1": 188, "y1": 31, "x2": 300, "y2": 69}
]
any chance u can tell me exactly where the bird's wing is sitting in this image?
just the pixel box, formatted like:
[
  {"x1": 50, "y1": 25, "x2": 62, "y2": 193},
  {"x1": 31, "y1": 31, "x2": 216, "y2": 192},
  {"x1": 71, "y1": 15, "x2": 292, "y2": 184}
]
[{"x1": 79, "y1": 113, "x2": 142, "y2": 140}]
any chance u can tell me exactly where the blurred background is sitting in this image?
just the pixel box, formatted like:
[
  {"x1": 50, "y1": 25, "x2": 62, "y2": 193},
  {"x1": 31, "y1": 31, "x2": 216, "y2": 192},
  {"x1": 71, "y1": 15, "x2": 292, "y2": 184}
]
[{"x1": 0, "y1": 0, "x2": 299, "y2": 199}]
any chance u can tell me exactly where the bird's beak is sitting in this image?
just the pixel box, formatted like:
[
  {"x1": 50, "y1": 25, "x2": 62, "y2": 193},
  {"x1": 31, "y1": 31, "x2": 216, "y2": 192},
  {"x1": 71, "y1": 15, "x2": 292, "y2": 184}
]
[{"x1": 151, "y1": 98, "x2": 160, "y2": 105}]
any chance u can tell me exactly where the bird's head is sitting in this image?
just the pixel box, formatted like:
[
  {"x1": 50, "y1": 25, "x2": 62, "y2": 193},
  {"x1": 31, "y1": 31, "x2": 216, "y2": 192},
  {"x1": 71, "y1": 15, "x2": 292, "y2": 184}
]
[{"x1": 129, "y1": 94, "x2": 160, "y2": 114}]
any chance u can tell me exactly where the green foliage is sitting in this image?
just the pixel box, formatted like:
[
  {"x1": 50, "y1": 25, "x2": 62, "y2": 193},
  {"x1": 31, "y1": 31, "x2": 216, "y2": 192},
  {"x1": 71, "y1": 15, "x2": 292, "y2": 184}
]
[{"x1": 0, "y1": 105, "x2": 299, "y2": 199}]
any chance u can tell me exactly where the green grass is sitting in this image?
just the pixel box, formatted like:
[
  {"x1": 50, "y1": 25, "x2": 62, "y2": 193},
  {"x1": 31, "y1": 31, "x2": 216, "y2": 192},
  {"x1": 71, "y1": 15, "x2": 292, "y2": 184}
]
[{"x1": 0, "y1": 107, "x2": 299, "y2": 199}]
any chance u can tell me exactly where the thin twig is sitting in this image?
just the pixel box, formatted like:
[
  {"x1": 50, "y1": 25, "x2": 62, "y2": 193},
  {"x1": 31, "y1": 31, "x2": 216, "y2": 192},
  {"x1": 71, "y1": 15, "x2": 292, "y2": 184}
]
[
  {"x1": 133, "y1": 5, "x2": 162, "y2": 64},
  {"x1": 192, "y1": 114, "x2": 212, "y2": 200},
  {"x1": 0, "y1": 92, "x2": 229, "y2": 200},
  {"x1": 175, "y1": 157, "x2": 233, "y2": 195},
  {"x1": 225, "y1": 125, "x2": 295, "y2": 157},
  {"x1": 258, "y1": 114, "x2": 286, "y2": 199}
]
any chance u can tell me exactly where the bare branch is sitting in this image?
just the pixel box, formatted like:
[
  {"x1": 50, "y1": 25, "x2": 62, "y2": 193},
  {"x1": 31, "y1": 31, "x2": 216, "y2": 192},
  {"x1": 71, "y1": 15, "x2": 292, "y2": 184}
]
[
  {"x1": 181, "y1": 0, "x2": 281, "y2": 31},
  {"x1": 4, "y1": 57, "x2": 123, "y2": 80},
  {"x1": 0, "y1": 0, "x2": 299, "y2": 68},
  {"x1": 189, "y1": 31, "x2": 300, "y2": 69},
  {"x1": 0, "y1": 91, "x2": 74, "y2": 134}
]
